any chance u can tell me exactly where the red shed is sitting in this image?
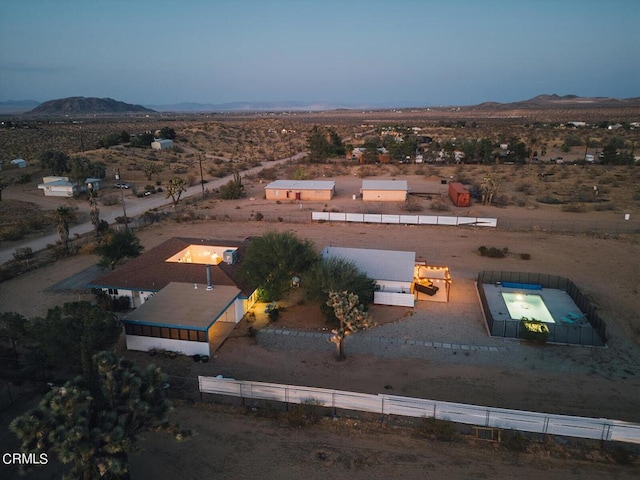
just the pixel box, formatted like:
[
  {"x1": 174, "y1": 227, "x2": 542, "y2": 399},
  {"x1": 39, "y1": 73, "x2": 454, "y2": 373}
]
[{"x1": 448, "y1": 182, "x2": 470, "y2": 207}]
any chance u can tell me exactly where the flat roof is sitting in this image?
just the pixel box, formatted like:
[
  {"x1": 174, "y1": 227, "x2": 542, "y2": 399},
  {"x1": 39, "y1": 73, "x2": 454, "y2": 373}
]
[
  {"x1": 362, "y1": 180, "x2": 408, "y2": 191},
  {"x1": 321, "y1": 246, "x2": 415, "y2": 283},
  {"x1": 265, "y1": 180, "x2": 336, "y2": 190},
  {"x1": 123, "y1": 283, "x2": 240, "y2": 330}
]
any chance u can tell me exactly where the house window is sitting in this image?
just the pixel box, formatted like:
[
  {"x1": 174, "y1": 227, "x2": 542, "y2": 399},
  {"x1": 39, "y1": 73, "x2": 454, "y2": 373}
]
[
  {"x1": 151, "y1": 326, "x2": 161, "y2": 337},
  {"x1": 141, "y1": 325, "x2": 151, "y2": 336},
  {"x1": 160, "y1": 327, "x2": 170, "y2": 339},
  {"x1": 197, "y1": 331, "x2": 207, "y2": 342},
  {"x1": 179, "y1": 330, "x2": 189, "y2": 341},
  {"x1": 170, "y1": 328, "x2": 179, "y2": 340},
  {"x1": 108, "y1": 288, "x2": 119, "y2": 296},
  {"x1": 188, "y1": 330, "x2": 198, "y2": 341}
]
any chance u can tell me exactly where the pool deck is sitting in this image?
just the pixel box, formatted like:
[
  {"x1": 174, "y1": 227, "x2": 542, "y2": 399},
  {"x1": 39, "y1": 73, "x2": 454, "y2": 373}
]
[{"x1": 482, "y1": 284, "x2": 585, "y2": 325}]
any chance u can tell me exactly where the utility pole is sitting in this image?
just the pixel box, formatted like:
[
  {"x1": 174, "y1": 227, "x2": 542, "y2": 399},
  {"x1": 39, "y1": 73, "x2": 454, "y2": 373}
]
[{"x1": 199, "y1": 153, "x2": 206, "y2": 200}]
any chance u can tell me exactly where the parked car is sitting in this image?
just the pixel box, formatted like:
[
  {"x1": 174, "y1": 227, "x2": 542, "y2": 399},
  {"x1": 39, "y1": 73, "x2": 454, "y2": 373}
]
[{"x1": 114, "y1": 183, "x2": 130, "y2": 189}]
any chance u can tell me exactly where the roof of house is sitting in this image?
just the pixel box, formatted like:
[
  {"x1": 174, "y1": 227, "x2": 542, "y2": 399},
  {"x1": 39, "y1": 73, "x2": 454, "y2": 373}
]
[
  {"x1": 361, "y1": 180, "x2": 408, "y2": 191},
  {"x1": 88, "y1": 237, "x2": 253, "y2": 295},
  {"x1": 123, "y1": 282, "x2": 240, "y2": 330},
  {"x1": 321, "y1": 246, "x2": 415, "y2": 283},
  {"x1": 264, "y1": 180, "x2": 336, "y2": 190}
]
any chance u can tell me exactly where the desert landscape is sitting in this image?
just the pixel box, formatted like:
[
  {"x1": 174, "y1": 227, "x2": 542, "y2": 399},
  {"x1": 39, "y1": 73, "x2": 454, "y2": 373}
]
[{"x1": 1, "y1": 103, "x2": 640, "y2": 479}]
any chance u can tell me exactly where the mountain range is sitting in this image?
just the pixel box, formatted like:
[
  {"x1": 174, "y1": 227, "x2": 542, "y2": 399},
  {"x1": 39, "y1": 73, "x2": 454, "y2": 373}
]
[{"x1": 0, "y1": 94, "x2": 639, "y2": 115}]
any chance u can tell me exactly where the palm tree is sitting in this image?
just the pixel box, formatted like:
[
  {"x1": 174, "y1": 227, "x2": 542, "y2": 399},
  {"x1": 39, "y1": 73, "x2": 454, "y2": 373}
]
[{"x1": 55, "y1": 206, "x2": 73, "y2": 252}]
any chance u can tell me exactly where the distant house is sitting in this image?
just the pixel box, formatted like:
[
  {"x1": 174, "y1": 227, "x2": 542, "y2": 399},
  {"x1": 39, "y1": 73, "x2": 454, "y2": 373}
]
[
  {"x1": 264, "y1": 180, "x2": 335, "y2": 201},
  {"x1": 321, "y1": 246, "x2": 415, "y2": 307},
  {"x1": 38, "y1": 176, "x2": 79, "y2": 197},
  {"x1": 38, "y1": 176, "x2": 102, "y2": 196},
  {"x1": 151, "y1": 139, "x2": 174, "y2": 150},
  {"x1": 88, "y1": 237, "x2": 258, "y2": 357},
  {"x1": 361, "y1": 180, "x2": 408, "y2": 202},
  {"x1": 10, "y1": 158, "x2": 27, "y2": 168},
  {"x1": 347, "y1": 147, "x2": 390, "y2": 164}
]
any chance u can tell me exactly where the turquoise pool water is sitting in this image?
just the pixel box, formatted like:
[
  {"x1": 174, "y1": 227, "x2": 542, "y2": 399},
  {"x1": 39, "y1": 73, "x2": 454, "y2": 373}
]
[{"x1": 501, "y1": 292, "x2": 555, "y2": 323}]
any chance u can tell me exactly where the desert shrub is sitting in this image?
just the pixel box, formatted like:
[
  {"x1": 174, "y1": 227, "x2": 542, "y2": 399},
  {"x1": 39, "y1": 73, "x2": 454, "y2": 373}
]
[
  {"x1": 416, "y1": 418, "x2": 457, "y2": 442},
  {"x1": 17, "y1": 173, "x2": 32, "y2": 184},
  {"x1": 593, "y1": 202, "x2": 616, "y2": 211},
  {"x1": 501, "y1": 430, "x2": 530, "y2": 452},
  {"x1": 430, "y1": 200, "x2": 450, "y2": 211},
  {"x1": 478, "y1": 246, "x2": 508, "y2": 258},
  {"x1": 516, "y1": 182, "x2": 533, "y2": 194},
  {"x1": 286, "y1": 399, "x2": 325, "y2": 428},
  {"x1": 13, "y1": 246, "x2": 33, "y2": 260},
  {"x1": 404, "y1": 199, "x2": 423, "y2": 212},
  {"x1": 536, "y1": 195, "x2": 564, "y2": 205},
  {"x1": 1, "y1": 224, "x2": 26, "y2": 241},
  {"x1": 101, "y1": 194, "x2": 120, "y2": 206},
  {"x1": 267, "y1": 306, "x2": 281, "y2": 322},
  {"x1": 255, "y1": 212, "x2": 264, "y2": 221},
  {"x1": 610, "y1": 445, "x2": 633, "y2": 465},
  {"x1": 561, "y1": 203, "x2": 588, "y2": 213},
  {"x1": 519, "y1": 253, "x2": 531, "y2": 260}
]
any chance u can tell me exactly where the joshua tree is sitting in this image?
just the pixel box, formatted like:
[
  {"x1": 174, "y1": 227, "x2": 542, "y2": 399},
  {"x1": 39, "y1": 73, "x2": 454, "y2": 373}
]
[
  {"x1": 10, "y1": 351, "x2": 186, "y2": 479},
  {"x1": 88, "y1": 187, "x2": 101, "y2": 235},
  {"x1": 326, "y1": 291, "x2": 373, "y2": 361},
  {"x1": 480, "y1": 174, "x2": 500, "y2": 206},
  {"x1": 55, "y1": 206, "x2": 74, "y2": 252},
  {"x1": 165, "y1": 177, "x2": 187, "y2": 207}
]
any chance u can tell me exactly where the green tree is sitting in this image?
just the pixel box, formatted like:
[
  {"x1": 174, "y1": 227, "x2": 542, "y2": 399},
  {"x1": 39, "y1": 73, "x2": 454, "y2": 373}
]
[
  {"x1": 34, "y1": 302, "x2": 121, "y2": 376},
  {"x1": 96, "y1": 229, "x2": 144, "y2": 270},
  {"x1": 55, "y1": 206, "x2": 75, "y2": 253},
  {"x1": 0, "y1": 311, "x2": 28, "y2": 360},
  {"x1": 39, "y1": 150, "x2": 70, "y2": 175},
  {"x1": 0, "y1": 176, "x2": 14, "y2": 201},
  {"x1": 159, "y1": 127, "x2": 176, "y2": 139},
  {"x1": 10, "y1": 351, "x2": 185, "y2": 480},
  {"x1": 240, "y1": 231, "x2": 318, "y2": 301},
  {"x1": 165, "y1": 177, "x2": 187, "y2": 207},
  {"x1": 326, "y1": 291, "x2": 373, "y2": 361},
  {"x1": 305, "y1": 257, "x2": 376, "y2": 324},
  {"x1": 141, "y1": 161, "x2": 163, "y2": 181}
]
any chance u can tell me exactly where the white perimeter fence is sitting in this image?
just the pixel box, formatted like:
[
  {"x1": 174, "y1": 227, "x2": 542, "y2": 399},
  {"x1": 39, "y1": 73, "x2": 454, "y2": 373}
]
[
  {"x1": 199, "y1": 376, "x2": 640, "y2": 445},
  {"x1": 311, "y1": 212, "x2": 497, "y2": 227}
]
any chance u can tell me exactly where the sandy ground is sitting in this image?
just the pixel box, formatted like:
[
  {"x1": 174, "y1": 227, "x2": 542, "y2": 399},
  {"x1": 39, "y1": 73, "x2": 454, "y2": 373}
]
[{"x1": 1, "y1": 205, "x2": 640, "y2": 479}]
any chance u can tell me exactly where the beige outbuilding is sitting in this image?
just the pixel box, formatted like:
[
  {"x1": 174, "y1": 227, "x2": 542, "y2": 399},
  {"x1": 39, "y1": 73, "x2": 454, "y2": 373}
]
[
  {"x1": 361, "y1": 180, "x2": 408, "y2": 202},
  {"x1": 264, "y1": 180, "x2": 335, "y2": 201}
]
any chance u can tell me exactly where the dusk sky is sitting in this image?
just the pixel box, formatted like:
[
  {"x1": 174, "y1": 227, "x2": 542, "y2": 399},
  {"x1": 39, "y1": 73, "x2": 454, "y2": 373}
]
[{"x1": 1, "y1": 0, "x2": 638, "y2": 107}]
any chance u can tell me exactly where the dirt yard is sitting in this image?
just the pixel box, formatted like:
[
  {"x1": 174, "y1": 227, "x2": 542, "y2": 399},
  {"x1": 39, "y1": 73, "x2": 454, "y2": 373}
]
[{"x1": 1, "y1": 205, "x2": 639, "y2": 479}]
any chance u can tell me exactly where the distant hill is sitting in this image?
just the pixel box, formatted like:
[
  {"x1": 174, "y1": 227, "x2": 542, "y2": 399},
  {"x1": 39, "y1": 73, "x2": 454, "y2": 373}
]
[
  {"x1": 145, "y1": 100, "x2": 378, "y2": 112},
  {"x1": 28, "y1": 97, "x2": 155, "y2": 114},
  {"x1": 474, "y1": 94, "x2": 640, "y2": 110},
  {"x1": 0, "y1": 100, "x2": 40, "y2": 114}
]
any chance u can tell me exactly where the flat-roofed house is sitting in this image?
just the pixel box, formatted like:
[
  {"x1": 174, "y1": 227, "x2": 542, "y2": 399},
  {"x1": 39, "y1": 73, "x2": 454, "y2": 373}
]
[
  {"x1": 264, "y1": 180, "x2": 336, "y2": 201},
  {"x1": 361, "y1": 180, "x2": 408, "y2": 202},
  {"x1": 89, "y1": 237, "x2": 257, "y2": 356},
  {"x1": 321, "y1": 246, "x2": 415, "y2": 307}
]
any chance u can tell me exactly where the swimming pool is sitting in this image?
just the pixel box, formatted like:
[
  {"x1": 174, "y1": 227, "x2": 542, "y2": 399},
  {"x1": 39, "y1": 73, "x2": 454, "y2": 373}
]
[{"x1": 501, "y1": 292, "x2": 555, "y2": 323}]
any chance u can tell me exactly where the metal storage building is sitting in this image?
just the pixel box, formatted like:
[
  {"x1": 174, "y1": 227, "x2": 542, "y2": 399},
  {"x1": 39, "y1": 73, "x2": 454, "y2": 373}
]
[{"x1": 361, "y1": 180, "x2": 408, "y2": 202}]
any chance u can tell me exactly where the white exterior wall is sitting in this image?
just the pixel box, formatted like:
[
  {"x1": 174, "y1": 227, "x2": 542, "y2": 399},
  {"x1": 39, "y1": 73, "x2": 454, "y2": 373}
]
[
  {"x1": 41, "y1": 186, "x2": 76, "y2": 197},
  {"x1": 376, "y1": 280, "x2": 412, "y2": 294},
  {"x1": 374, "y1": 291, "x2": 415, "y2": 307},
  {"x1": 125, "y1": 334, "x2": 210, "y2": 356}
]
